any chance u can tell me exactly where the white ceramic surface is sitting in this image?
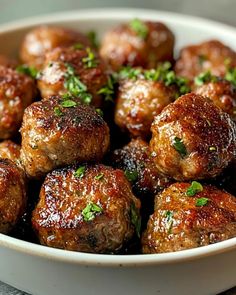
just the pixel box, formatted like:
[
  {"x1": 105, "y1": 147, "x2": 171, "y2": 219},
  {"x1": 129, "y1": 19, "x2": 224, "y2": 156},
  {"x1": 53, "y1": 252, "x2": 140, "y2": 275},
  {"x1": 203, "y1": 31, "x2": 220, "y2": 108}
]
[{"x1": 0, "y1": 8, "x2": 236, "y2": 295}]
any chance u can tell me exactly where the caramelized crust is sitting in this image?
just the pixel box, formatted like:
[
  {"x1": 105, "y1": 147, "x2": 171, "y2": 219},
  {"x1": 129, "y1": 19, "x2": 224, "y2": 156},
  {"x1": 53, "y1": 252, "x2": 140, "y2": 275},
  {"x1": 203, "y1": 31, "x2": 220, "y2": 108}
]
[
  {"x1": 142, "y1": 182, "x2": 236, "y2": 253},
  {"x1": 100, "y1": 21, "x2": 174, "y2": 71},
  {"x1": 0, "y1": 140, "x2": 21, "y2": 164},
  {"x1": 32, "y1": 164, "x2": 141, "y2": 253},
  {"x1": 150, "y1": 93, "x2": 236, "y2": 180}
]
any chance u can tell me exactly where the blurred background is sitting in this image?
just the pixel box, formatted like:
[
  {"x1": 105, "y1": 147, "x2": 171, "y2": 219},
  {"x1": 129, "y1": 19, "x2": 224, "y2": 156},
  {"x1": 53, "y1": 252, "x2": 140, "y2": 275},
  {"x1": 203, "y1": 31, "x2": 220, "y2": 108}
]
[{"x1": 0, "y1": 0, "x2": 236, "y2": 26}]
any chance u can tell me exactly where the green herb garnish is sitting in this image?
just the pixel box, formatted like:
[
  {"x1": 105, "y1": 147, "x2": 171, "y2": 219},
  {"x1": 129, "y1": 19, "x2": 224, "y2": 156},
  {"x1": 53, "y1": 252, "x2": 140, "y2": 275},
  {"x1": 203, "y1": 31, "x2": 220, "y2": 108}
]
[
  {"x1": 54, "y1": 106, "x2": 63, "y2": 116},
  {"x1": 186, "y1": 181, "x2": 203, "y2": 197},
  {"x1": 86, "y1": 31, "x2": 99, "y2": 49},
  {"x1": 198, "y1": 55, "x2": 207, "y2": 66},
  {"x1": 95, "y1": 108, "x2": 104, "y2": 117},
  {"x1": 60, "y1": 100, "x2": 77, "y2": 108},
  {"x1": 130, "y1": 202, "x2": 141, "y2": 237},
  {"x1": 225, "y1": 67, "x2": 236, "y2": 86},
  {"x1": 119, "y1": 67, "x2": 142, "y2": 80},
  {"x1": 16, "y1": 64, "x2": 38, "y2": 79},
  {"x1": 82, "y1": 202, "x2": 103, "y2": 222},
  {"x1": 195, "y1": 197, "x2": 209, "y2": 207},
  {"x1": 82, "y1": 47, "x2": 98, "y2": 68},
  {"x1": 97, "y1": 75, "x2": 116, "y2": 102},
  {"x1": 73, "y1": 43, "x2": 84, "y2": 50},
  {"x1": 94, "y1": 173, "x2": 104, "y2": 180},
  {"x1": 194, "y1": 71, "x2": 218, "y2": 86},
  {"x1": 74, "y1": 166, "x2": 86, "y2": 178},
  {"x1": 165, "y1": 210, "x2": 174, "y2": 234},
  {"x1": 172, "y1": 137, "x2": 187, "y2": 158},
  {"x1": 129, "y1": 18, "x2": 148, "y2": 39},
  {"x1": 125, "y1": 169, "x2": 138, "y2": 182}
]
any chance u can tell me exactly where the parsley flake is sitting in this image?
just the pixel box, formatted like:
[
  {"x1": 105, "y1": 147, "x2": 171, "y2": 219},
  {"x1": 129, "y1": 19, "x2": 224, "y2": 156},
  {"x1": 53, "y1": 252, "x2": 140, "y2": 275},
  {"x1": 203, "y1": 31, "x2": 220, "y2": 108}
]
[
  {"x1": 130, "y1": 202, "x2": 141, "y2": 237},
  {"x1": 95, "y1": 108, "x2": 104, "y2": 117},
  {"x1": 16, "y1": 64, "x2": 38, "y2": 79},
  {"x1": 129, "y1": 18, "x2": 148, "y2": 39},
  {"x1": 97, "y1": 75, "x2": 116, "y2": 102},
  {"x1": 54, "y1": 106, "x2": 63, "y2": 116},
  {"x1": 94, "y1": 173, "x2": 104, "y2": 180},
  {"x1": 73, "y1": 43, "x2": 84, "y2": 50},
  {"x1": 196, "y1": 197, "x2": 209, "y2": 207},
  {"x1": 125, "y1": 169, "x2": 138, "y2": 182},
  {"x1": 82, "y1": 47, "x2": 98, "y2": 68},
  {"x1": 74, "y1": 166, "x2": 86, "y2": 178},
  {"x1": 60, "y1": 100, "x2": 77, "y2": 108},
  {"x1": 82, "y1": 202, "x2": 103, "y2": 222},
  {"x1": 86, "y1": 31, "x2": 99, "y2": 49},
  {"x1": 172, "y1": 137, "x2": 187, "y2": 158},
  {"x1": 119, "y1": 67, "x2": 142, "y2": 80},
  {"x1": 165, "y1": 210, "x2": 174, "y2": 234},
  {"x1": 194, "y1": 71, "x2": 218, "y2": 86},
  {"x1": 186, "y1": 181, "x2": 203, "y2": 197},
  {"x1": 225, "y1": 67, "x2": 236, "y2": 86}
]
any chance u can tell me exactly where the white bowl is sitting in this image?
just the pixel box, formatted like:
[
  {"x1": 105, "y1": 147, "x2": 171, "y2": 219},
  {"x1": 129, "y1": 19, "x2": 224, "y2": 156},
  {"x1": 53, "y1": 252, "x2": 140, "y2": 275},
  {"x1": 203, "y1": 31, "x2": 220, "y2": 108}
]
[{"x1": 0, "y1": 8, "x2": 236, "y2": 295}]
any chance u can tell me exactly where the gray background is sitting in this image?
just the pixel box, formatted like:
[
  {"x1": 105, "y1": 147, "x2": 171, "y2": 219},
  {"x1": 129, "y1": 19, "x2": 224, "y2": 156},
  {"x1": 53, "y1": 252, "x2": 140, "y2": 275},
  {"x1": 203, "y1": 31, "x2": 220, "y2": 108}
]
[{"x1": 0, "y1": 0, "x2": 236, "y2": 294}]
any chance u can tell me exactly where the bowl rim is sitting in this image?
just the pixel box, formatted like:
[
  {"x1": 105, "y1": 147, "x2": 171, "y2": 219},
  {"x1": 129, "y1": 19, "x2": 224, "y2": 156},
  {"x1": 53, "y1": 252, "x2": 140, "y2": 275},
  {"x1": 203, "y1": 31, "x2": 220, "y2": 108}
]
[{"x1": 0, "y1": 7, "x2": 236, "y2": 267}]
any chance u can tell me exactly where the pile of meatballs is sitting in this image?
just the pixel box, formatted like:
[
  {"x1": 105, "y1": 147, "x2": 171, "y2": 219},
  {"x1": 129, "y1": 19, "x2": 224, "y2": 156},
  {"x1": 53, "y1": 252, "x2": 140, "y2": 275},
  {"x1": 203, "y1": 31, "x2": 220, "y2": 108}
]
[{"x1": 0, "y1": 19, "x2": 236, "y2": 255}]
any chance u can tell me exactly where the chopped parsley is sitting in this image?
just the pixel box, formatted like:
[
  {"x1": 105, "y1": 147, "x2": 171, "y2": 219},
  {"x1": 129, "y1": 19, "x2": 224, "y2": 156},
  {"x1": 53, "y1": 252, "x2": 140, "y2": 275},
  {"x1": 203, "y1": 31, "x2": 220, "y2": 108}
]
[
  {"x1": 95, "y1": 108, "x2": 103, "y2": 117},
  {"x1": 130, "y1": 202, "x2": 141, "y2": 237},
  {"x1": 82, "y1": 47, "x2": 98, "y2": 68},
  {"x1": 225, "y1": 67, "x2": 236, "y2": 86},
  {"x1": 86, "y1": 31, "x2": 99, "y2": 49},
  {"x1": 54, "y1": 106, "x2": 63, "y2": 116},
  {"x1": 97, "y1": 75, "x2": 116, "y2": 102},
  {"x1": 186, "y1": 181, "x2": 203, "y2": 197},
  {"x1": 16, "y1": 64, "x2": 38, "y2": 79},
  {"x1": 172, "y1": 137, "x2": 187, "y2": 158},
  {"x1": 82, "y1": 202, "x2": 103, "y2": 222},
  {"x1": 60, "y1": 99, "x2": 77, "y2": 108},
  {"x1": 64, "y1": 63, "x2": 93, "y2": 104},
  {"x1": 129, "y1": 18, "x2": 148, "y2": 39},
  {"x1": 119, "y1": 67, "x2": 142, "y2": 80},
  {"x1": 165, "y1": 210, "x2": 174, "y2": 234},
  {"x1": 195, "y1": 197, "x2": 209, "y2": 207},
  {"x1": 194, "y1": 71, "x2": 218, "y2": 86},
  {"x1": 198, "y1": 55, "x2": 207, "y2": 66},
  {"x1": 73, "y1": 43, "x2": 84, "y2": 50},
  {"x1": 94, "y1": 173, "x2": 104, "y2": 180},
  {"x1": 125, "y1": 169, "x2": 138, "y2": 182},
  {"x1": 74, "y1": 166, "x2": 86, "y2": 178}
]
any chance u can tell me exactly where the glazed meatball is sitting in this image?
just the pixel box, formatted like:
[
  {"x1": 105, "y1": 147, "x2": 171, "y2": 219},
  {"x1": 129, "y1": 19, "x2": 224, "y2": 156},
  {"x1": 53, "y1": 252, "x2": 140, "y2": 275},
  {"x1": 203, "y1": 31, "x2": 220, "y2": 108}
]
[
  {"x1": 100, "y1": 20, "x2": 174, "y2": 71},
  {"x1": 110, "y1": 138, "x2": 171, "y2": 198},
  {"x1": 194, "y1": 79, "x2": 236, "y2": 120},
  {"x1": 37, "y1": 46, "x2": 108, "y2": 107},
  {"x1": 175, "y1": 40, "x2": 236, "y2": 80},
  {"x1": 0, "y1": 55, "x2": 17, "y2": 68},
  {"x1": 20, "y1": 95, "x2": 110, "y2": 178},
  {"x1": 20, "y1": 25, "x2": 91, "y2": 69},
  {"x1": 150, "y1": 93, "x2": 236, "y2": 180},
  {"x1": 142, "y1": 182, "x2": 236, "y2": 253},
  {"x1": 0, "y1": 159, "x2": 26, "y2": 234},
  {"x1": 0, "y1": 140, "x2": 20, "y2": 164},
  {"x1": 32, "y1": 164, "x2": 141, "y2": 253},
  {"x1": 115, "y1": 76, "x2": 178, "y2": 138},
  {"x1": 0, "y1": 66, "x2": 36, "y2": 139}
]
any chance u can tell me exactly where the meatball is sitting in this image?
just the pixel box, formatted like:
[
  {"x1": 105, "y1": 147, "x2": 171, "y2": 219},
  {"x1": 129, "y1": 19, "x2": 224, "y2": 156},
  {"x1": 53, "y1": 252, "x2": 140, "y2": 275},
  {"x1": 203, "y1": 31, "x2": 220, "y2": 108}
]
[
  {"x1": 20, "y1": 95, "x2": 110, "y2": 178},
  {"x1": 0, "y1": 140, "x2": 20, "y2": 164},
  {"x1": 0, "y1": 55, "x2": 17, "y2": 68},
  {"x1": 194, "y1": 79, "x2": 236, "y2": 120},
  {"x1": 142, "y1": 182, "x2": 236, "y2": 253},
  {"x1": 20, "y1": 25, "x2": 91, "y2": 69},
  {"x1": 0, "y1": 159, "x2": 26, "y2": 234},
  {"x1": 37, "y1": 46, "x2": 108, "y2": 107},
  {"x1": 115, "y1": 76, "x2": 178, "y2": 138},
  {"x1": 175, "y1": 40, "x2": 236, "y2": 80},
  {"x1": 150, "y1": 93, "x2": 236, "y2": 180},
  {"x1": 0, "y1": 66, "x2": 36, "y2": 139},
  {"x1": 100, "y1": 20, "x2": 174, "y2": 71},
  {"x1": 32, "y1": 164, "x2": 141, "y2": 253}
]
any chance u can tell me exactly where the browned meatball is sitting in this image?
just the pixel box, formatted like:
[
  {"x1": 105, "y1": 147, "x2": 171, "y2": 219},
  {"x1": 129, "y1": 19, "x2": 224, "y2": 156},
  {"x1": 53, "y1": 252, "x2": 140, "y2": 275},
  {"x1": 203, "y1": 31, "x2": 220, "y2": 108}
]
[
  {"x1": 142, "y1": 182, "x2": 236, "y2": 253},
  {"x1": 194, "y1": 79, "x2": 236, "y2": 120},
  {"x1": 110, "y1": 138, "x2": 171, "y2": 198},
  {"x1": 37, "y1": 46, "x2": 108, "y2": 107},
  {"x1": 0, "y1": 159, "x2": 27, "y2": 234},
  {"x1": 0, "y1": 55, "x2": 17, "y2": 68},
  {"x1": 32, "y1": 164, "x2": 141, "y2": 253},
  {"x1": 20, "y1": 95, "x2": 110, "y2": 178},
  {"x1": 0, "y1": 66, "x2": 36, "y2": 139},
  {"x1": 100, "y1": 20, "x2": 174, "y2": 71},
  {"x1": 0, "y1": 140, "x2": 20, "y2": 164},
  {"x1": 150, "y1": 93, "x2": 236, "y2": 180},
  {"x1": 115, "y1": 76, "x2": 178, "y2": 138},
  {"x1": 175, "y1": 40, "x2": 236, "y2": 80},
  {"x1": 20, "y1": 26, "x2": 91, "y2": 69}
]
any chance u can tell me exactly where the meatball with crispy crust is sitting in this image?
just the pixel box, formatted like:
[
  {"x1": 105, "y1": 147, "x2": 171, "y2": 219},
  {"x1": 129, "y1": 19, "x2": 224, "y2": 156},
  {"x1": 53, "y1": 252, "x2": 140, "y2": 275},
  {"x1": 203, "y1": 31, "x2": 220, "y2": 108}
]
[
  {"x1": 115, "y1": 76, "x2": 178, "y2": 138},
  {"x1": 150, "y1": 93, "x2": 236, "y2": 180},
  {"x1": 100, "y1": 20, "x2": 174, "y2": 71},
  {"x1": 32, "y1": 164, "x2": 141, "y2": 253},
  {"x1": 0, "y1": 66, "x2": 36, "y2": 139},
  {"x1": 0, "y1": 55, "x2": 17, "y2": 68},
  {"x1": 20, "y1": 95, "x2": 110, "y2": 178},
  {"x1": 142, "y1": 182, "x2": 236, "y2": 253},
  {"x1": 0, "y1": 140, "x2": 20, "y2": 165},
  {"x1": 20, "y1": 25, "x2": 91, "y2": 69},
  {"x1": 194, "y1": 79, "x2": 236, "y2": 120},
  {"x1": 175, "y1": 40, "x2": 236, "y2": 80},
  {"x1": 37, "y1": 46, "x2": 108, "y2": 107},
  {"x1": 0, "y1": 159, "x2": 27, "y2": 234}
]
